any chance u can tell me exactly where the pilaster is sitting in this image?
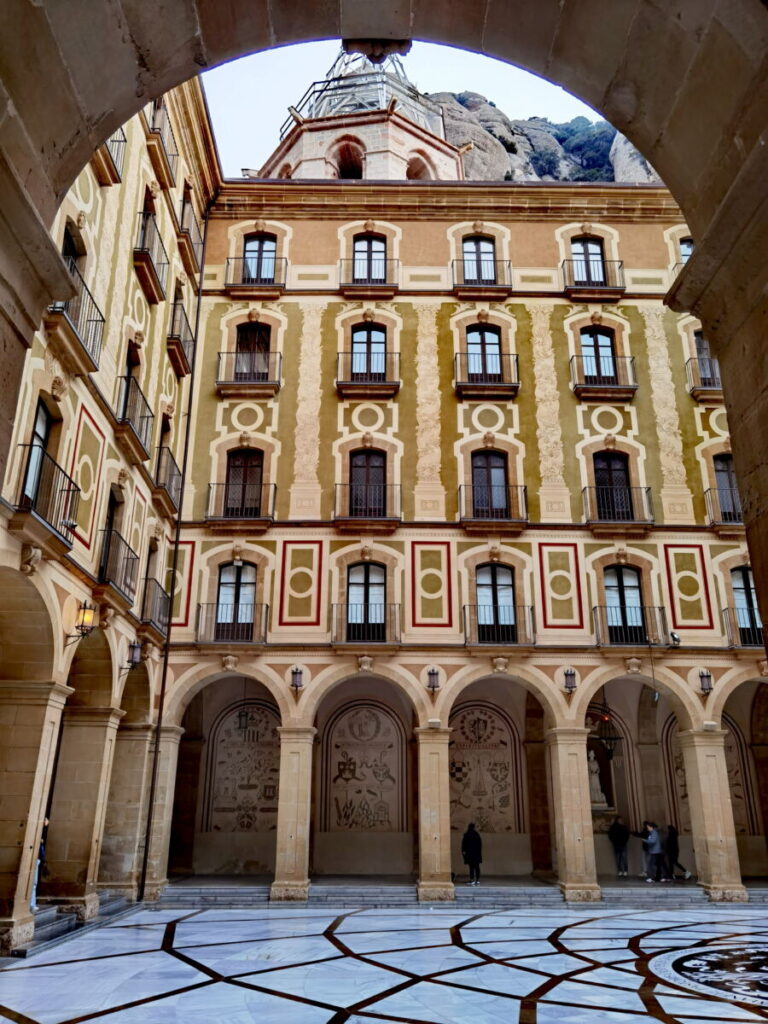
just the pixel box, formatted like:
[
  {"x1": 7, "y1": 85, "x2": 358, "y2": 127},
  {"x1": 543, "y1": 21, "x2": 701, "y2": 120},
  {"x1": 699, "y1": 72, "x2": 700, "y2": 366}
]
[
  {"x1": 271, "y1": 726, "x2": 316, "y2": 901},
  {"x1": 415, "y1": 727, "x2": 454, "y2": 901}
]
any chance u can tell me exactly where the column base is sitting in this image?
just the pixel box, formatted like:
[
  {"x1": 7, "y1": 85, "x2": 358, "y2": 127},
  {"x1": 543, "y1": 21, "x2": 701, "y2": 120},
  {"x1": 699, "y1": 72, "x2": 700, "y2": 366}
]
[
  {"x1": 703, "y1": 883, "x2": 749, "y2": 902},
  {"x1": 417, "y1": 881, "x2": 455, "y2": 902},
  {"x1": 97, "y1": 880, "x2": 138, "y2": 900},
  {"x1": 48, "y1": 892, "x2": 100, "y2": 920},
  {"x1": 270, "y1": 880, "x2": 309, "y2": 902},
  {"x1": 142, "y1": 879, "x2": 168, "y2": 902},
  {"x1": 560, "y1": 882, "x2": 602, "y2": 902},
  {"x1": 0, "y1": 914, "x2": 34, "y2": 953}
]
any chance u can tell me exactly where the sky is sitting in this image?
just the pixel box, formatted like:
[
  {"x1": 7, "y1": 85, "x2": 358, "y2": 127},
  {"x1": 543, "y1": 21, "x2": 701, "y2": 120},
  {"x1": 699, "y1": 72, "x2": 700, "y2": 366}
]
[{"x1": 202, "y1": 40, "x2": 598, "y2": 177}]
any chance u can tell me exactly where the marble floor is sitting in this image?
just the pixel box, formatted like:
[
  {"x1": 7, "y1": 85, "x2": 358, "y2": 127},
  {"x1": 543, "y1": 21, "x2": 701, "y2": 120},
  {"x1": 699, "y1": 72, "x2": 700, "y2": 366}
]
[{"x1": 3, "y1": 904, "x2": 768, "y2": 1022}]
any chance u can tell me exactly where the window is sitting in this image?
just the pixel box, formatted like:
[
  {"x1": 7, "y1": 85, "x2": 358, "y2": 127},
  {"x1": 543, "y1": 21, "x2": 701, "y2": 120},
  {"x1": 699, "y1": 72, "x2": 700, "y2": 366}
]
[
  {"x1": 731, "y1": 567, "x2": 762, "y2": 646},
  {"x1": 224, "y1": 449, "x2": 264, "y2": 518},
  {"x1": 580, "y1": 327, "x2": 617, "y2": 385},
  {"x1": 571, "y1": 236, "x2": 606, "y2": 286},
  {"x1": 604, "y1": 565, "x2": 645, "y2": 644},
  {"x1": 349, "y1": 449, "x2": 386, "y2": 517},
  {"x1": 471, "y1": 451, "x2": 509, "y2": 518},
  {"x1": 476, "y1": 563, "x2": 517, "y2": 642},
  {"x1": 714, "y1": 454, "x2": 741, "y2": 522},
  {"x1": 215, "y1": 561, "x2": 257, "y2": 642},
  {"x1": 21, "y1": 400, "x2": 53, "y2": 506},
  {"x1": 333, "y1": 141, "x2": 364, "y2": 179},
  {"x1": 243, "y1": 233, "x2": 277, "y2": 284},
  {"x1": 466, "y1": 324, "x2": 502, "y2": 383},
  {"x1": 694, "y1": 330, "x2": 720, "y2": 388},
  {"x1": 346, "y1": 562, "x2": 385, "y2": 642},
  {"x1": 593, "y1": 451, "x2": 633, "y2": 520},
  {"x1": 235, "y1": 323, "x2": 271, "y2": 381},
  {"x1": 351, "y1": 323, "x2": 386, "y2": 382},
  {"x1": 61, "y1": 224, "x2": 84, "y2": 272},
  {"x1": 462, "y1": 236, "x2": 496, "y2": 284},
  {"x1": 353, "y1": 233, "x2": 386, "y2": 284},
  {"x1": 680, "y1": 237, "x2": 694, "y2": 264}
]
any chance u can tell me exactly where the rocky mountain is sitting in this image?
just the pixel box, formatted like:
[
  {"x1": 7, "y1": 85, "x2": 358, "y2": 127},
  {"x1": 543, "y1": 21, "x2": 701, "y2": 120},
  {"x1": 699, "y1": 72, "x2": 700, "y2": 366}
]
[{"x1": 429, "y1": 91, "x2": 660, "y2": 184}]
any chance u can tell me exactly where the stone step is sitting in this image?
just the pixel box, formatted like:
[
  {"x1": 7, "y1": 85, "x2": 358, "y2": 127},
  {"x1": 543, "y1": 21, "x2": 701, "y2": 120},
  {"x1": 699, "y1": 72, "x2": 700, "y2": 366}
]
[
  {"x1": 28, "y1": 909, "x2": 79, "y2": 944},
  {"x1": 11, "y1": 892, "x2": 135, "y2": 959}
]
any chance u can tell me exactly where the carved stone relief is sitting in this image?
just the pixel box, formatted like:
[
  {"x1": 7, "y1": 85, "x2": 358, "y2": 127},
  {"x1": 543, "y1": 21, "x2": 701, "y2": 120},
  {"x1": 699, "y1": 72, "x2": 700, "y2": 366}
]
[
  {"x1": 640, "y1": 305, "x2": 687, "y2": 487},
  {"x1": 292, "y1": 304, "x2": 323, "y2": 486},
  {"x1": 530, "y1": 304, "x2": 566, "y2": 486},
  {"x1": 414, "y1": 304, "x2": 442, "y2": 484}
]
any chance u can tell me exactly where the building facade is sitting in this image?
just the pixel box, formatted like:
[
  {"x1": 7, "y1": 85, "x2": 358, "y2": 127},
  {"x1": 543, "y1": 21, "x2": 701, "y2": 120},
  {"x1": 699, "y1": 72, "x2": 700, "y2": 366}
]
[{"x1": 0, "y1": 57, "x2": 765, "y2": 951}]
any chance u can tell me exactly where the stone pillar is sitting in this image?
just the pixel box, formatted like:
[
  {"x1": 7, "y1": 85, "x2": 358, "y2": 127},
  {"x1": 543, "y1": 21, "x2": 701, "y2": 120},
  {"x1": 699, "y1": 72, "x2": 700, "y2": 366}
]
[
  {"x1": 545, "y1": 727, "x2": 601, "y2": 901},
  {"x1": 98, "y1": 723, "x2": 153, "y2": 898},
  {"x1": 678, "y1": 729, "x2": 747, "y2": 901},
  {"x1": 637, "y1": 742, "x2": 668, "y2": 825},
  {"x1": 0, "y1": 680, "x2": 71, "y2": 951},
  {"x1": 271, "y1": 726, "x2": 315, "y2": 901},
  {"x1": 142, "y1": 725, "x2": 183, "y2": 900},
  {"x1": 415, "y1": 727, "x2": 454, "y2": 901}
]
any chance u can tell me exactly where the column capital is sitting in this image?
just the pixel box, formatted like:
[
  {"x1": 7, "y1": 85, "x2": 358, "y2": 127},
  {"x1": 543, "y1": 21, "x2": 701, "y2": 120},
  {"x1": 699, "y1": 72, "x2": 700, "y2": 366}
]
[
  {"x1": 0, "y1": 681, "x2": 73, "y2": 706},
  {"x1": 62, "y1": 706, "x2": 125, "y2": 727},
  {"x1": 414, "y1": 726, "x2": 451, "y2": 743},
  {"x1": 677, "y1": 728, "x2": 728, "y2": 749},
  {"x1": 277, "y1": 726, "x2": 317, "y2": 743},
  {"x1": 545, "y1": 726, "x2": 590, "y2": 746}
]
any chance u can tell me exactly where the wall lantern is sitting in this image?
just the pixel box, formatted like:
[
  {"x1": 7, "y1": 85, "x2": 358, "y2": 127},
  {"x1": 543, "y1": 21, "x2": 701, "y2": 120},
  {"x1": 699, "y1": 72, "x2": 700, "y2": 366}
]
[
  {"x1": 427, "y1": 666, "x2": 440, "y2": 695},
  {"x1": 65, "y1": 601, "x2": 96, "y2": 646},
  {"x1": 699, "y1": 668, "x2": 713, "y2": 695},
  {"x1": 670, "y1": 631, "x2": 681, "y2": 647},
  {"x1": 291, "y1": 665, "x2": 304, "y2": 695},
  {"x1": 123, "y1": 639, "x2": 142, "y2": 671},
  {"x1": 563, "y1": 667, "x2": 577, "y2": 694}
]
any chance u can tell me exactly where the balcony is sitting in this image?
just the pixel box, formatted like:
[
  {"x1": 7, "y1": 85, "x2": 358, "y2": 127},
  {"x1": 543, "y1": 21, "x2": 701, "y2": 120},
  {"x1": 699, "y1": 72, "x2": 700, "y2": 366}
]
[
  {"x1": 332, "y1": 604, "x2": 401, "y2": 647},
  {"x1": 90, "y1": 126, "x2": 127, "y2": 186},
  {"x1": 152, "y1": 446, "x2": 182, "y2": 518},
  {"x1": 451, "y1": 259, "x2": 513, "y2": 300},
  {"x1": 215, "y1": 351, "x2": 282, "y2": 399},
  {"x1": 339, "y1": 259, "x2": 399, "y2": 298},
  {"x1": 196, "y1": 603, "x2": 269, "y2": 645},
  {"x1": 458, "y1": 484, "x2": 528, "y2": 534},
  {"x1": 139, "y1": 578, "x2": 171, "y2": 643},
  {"x1": 167, "y1": 301, "x2": 194, "y2": 377},
  {"x1": 114, "y1": 376, "x2": 154, "y2": 464},
  {"x1": 333, "y1": 483, "x2": 401, "y2": 532},
  {"x1": 96, "y1": 528, "x2": 139, "y2": 612},
  {"x1": 562, "y1": 259, "x2": 625, "y2": 301},
  {"x1": 43, "y1": 258, "x2": 105, "y2": 375},
  {"x1": 224, "y1": 257, "x2": 287, "y2": 299},
  {"x1": 593, "y1": 605, "x2": 669, "y2": 646},
  {"x1": 454, "y1": 352, "x2": 519, "y2": 400},
  {"x1": 723, "y1": 607, "x2": 764, "y2": 648},
  {"x1": 686, "y1": 357, "x2": 723, "y2": 401},
  {"x1": 570, "y1": 355, "x2": 637, "y2": 402},
  {"x1": 177, "y1": 199, "x2": 203, "y2": 277},
  {"x1": 133, "y1": 212, "x2": 170, "y2": 304},
  {"x1": 206, "y1": 482, "x2": 276, "y2": 532},
  {"x1": 9, "y1": 445, "x2": 80, "y2": 558},
  {"x1": 336, "y1": 352, "x2": 400, "y2": 399},
  {"x1": 583, "y1": 485, "x2": 654, "y2": 537},
  {"x1": 463, "y1": 605, "x2": 535, "y2": 646},
  {"x1": 705, "y1": 487, "x2": 744, "y2": 537},
  {"x1": 144, "y1": 103, "x2": 179, "y2": 189}
]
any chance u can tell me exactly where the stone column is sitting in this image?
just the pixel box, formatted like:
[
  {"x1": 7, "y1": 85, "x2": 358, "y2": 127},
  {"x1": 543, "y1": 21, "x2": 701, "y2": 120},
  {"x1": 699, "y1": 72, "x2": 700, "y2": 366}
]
[
  {"x1": 415, "y1": 727, "x2": 454, "y2": 900},
  {"x1": 0, "y1": 680, "x2": 71, "y2": 951},
  {"x1": 98, "y1": 723, "x2": 153, "y2": 898},
  {"x1": 271, "y1": 726, "x2": 315, "y2": 901},
  {"x1": 545, "y1": 727, "x2": 601, "y2": 901},
  {"x1": 142, "y1": 725, "x2": 184, "y2": 900},
  {"x1": 678, "y1": 729, "x2": 747, "y2": 901},
  {"x1": 43, "y1": 706, "x2": 124, "y2": 919}
]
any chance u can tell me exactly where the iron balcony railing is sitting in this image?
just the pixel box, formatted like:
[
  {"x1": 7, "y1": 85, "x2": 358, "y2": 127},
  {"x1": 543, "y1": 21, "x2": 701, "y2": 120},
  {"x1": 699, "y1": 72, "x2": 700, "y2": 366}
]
[
  {"x1": 723, "y1": 606, "x2": 764, "y2": 648},
  {"x1": 179, "y1": 198, "x2": 203, "y2": 266},
  {"x1": 334, "y1": 483, "x2": 401, "y2": 520},
  {"x1": 458, "y1": 484, "x2": 527, "y2": 523},
  {"x1": 339, "y1": 258, "x2": 399, "y2": 288},
  {"x1": 336, "y1": 351, "x2": 399, "y2": 385},
  {"x1": 225, "y1": 256, "x2": 287, "y2": 288},
  {"x1": 155, "y1": 446, "x2": 182, "y2": 511},
  {"x1": 49, "y1": 257, "x2": 105, "y2": 367},
  {"x1": 99, "y1": 528, "x2": 139, "y2": 602},
  {"x1": 141, "y1": 578, "x2": 171, "y2": 636},
  {"x1": 16, "y1": 444, "x2": 80, "y2": 541},
  {"x1": 117, "y1": 376, "x2": 154, "y2": 456},
  {"x1": 168, "y1": 300, "x2": 195, "y2": 369},
  {"x1": 583, "y1": 485, "x2": 653, "y2": 524},
  {"x1": 593, "y1": 605, "x2": 669, "y2": 646},
  {"x1": 562, "y1": 259, "x2": 625, "y2": 291},
  {"x1": 135, "y1": 211, "x2": 170, "y2": 294},
  {"x1": 106, "y1": 126, "x2": 127, "y2": 178},
  {"x1": 570, "y1": 355, "x2": 637, "y2": 390},
  {"x1": 705, "y1": 487, "x2": 743, "y2": 526},
  {"x1": 463, "y1": 604, "x2": 535, "y2": 645},
  {"x1": 216, "y1": 350, "x2": 282, "y2": 385},
  {"x1": 149, "y1": 103, "x2": 179, "y2": 179},
  {"x1": 451, "y1": 259, "x2": 513, "y2": 289},
  {"x1": 207, "y1": 482, "x2": 277, "y2": 520},
  {"x1": 686, "y1": 357, "x2": 722, "y2": 392},
  {"x1": 332, "y1": 603, "x2": 401, "y2": 644},
  {"x1": 196, "y1": 602, "x2": 269, "y2": 644},
  {"x1": 455, "y1": 352, "x2": 519, "y2": 388}
]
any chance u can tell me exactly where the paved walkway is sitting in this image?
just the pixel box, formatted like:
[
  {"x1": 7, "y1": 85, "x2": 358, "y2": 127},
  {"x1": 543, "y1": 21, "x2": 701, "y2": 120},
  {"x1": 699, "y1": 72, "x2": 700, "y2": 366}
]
[{"x1": 2, "y1": 904, "x2": 768, "y2": 1022}]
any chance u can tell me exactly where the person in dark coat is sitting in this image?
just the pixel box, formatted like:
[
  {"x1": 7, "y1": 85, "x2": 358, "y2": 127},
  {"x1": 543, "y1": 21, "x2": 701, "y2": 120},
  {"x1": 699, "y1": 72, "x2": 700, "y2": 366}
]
[
  {"x1": 631, "y1": 821, "x2": 652, "y2": 879},
  {"x1": 461, "y1": 823, "x2": 483, "y2": 886},
  {"x1": 665, "y1": 824, "x2": 692, "y2": 880},
  {"x1": 607, "y1": 816, "x2": 630, "y2": 876}
]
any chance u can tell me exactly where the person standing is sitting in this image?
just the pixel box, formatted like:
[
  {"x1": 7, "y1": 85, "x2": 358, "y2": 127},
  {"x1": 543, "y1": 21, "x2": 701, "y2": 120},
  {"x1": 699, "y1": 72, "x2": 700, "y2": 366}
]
[
  {"x1": 665, "y1": 824, "x2": 692, "y2": 880},
  {"x1": 608, "y1": 816, "x2": 630, "y2": 877},
  {"x1": 632, "y1": 821, "x2": 652, "y2": 879},
  {"x1": 645, "y1": 822, "x2": 665, "y2": 882},
  {"x1": 461, "y1": 822, "x2": 482, "y2": 886}
]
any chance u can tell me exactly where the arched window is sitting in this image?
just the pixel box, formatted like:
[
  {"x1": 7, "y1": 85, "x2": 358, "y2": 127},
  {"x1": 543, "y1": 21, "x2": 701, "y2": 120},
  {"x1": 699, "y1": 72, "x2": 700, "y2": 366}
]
[
  {"x1": 235, "y1": 322, "x2": 271, "y2": 381},
  {"x1": 580, "y1": 326, "x2": 617, "y2": 385},
  {"x1": 351, "y1": 323, "x2": 386, "y2": 382},
  {"x1": 571, "y1": 236, "x2": 606, "y2": 286},
  {"x1": 353, "y1": 233, "x2": 386, "y2": 284},
  {"x1": 713, "y1": 453, "x2": 741, "y2": 522},
  {"x1": 476, "y1": 563, "x2": 517, "y2": 643},
  {"x1": 731, "y1": 567, "x2": 762, "y2": 646},
  {"x1": 679, "y1": 237, "x2": 694, "y2": 263},
  {"x1": 462, "y1": 235, "x2": 496, "y2": 285},
  {"x1": 604, "y1": 565, "x2": 645, "y2": 644},
  {"x1": 471, "y1": 450, "x2": 509, "y2": 518},
  {"x1": 224, "y1": 448, "x2": 264, "y2": 518},
  {"x1": 216, "y1": 561, "x2": 257, "y2": 642},
  {"x1": 406, "y1": 155, "x2": 432, "y2": 180},
  {"x1": 466, "y1": 324, "x2": 502, "y2": 383},
  {"x1": 593, "y1": 451, "x2": 633, "y2": 520},
  {"x1": 346, "y1": 562, "x2": 386, "y2": 642},
  {"x1": 242, "y1": 233, "x2": 277, "y2": 284},
  {"x1": 333, "y1": 141, "x2": 364, "y2": 179},
  {"x1": 349, "y1": 449, "x2": 386, "y2": 517}
]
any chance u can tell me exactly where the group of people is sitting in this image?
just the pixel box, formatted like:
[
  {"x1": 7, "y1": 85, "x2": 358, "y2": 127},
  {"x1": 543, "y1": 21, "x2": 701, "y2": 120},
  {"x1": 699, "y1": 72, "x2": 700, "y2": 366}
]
[{"x1": 608, "y1": 816, "x2": 693, "y2": 882}]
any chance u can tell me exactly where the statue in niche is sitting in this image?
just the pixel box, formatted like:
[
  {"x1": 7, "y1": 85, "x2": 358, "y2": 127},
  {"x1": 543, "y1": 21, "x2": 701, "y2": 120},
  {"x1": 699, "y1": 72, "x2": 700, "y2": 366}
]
[{"x1": 588, "y1": 749, "x2": 608, "y2": 808}]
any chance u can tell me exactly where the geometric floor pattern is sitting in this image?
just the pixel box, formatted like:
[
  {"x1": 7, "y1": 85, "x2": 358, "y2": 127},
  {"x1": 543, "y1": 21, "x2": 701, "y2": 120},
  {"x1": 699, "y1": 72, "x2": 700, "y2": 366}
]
[{"x1": 3, "y1": 906, "x2": 768, "y2": 1022}]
